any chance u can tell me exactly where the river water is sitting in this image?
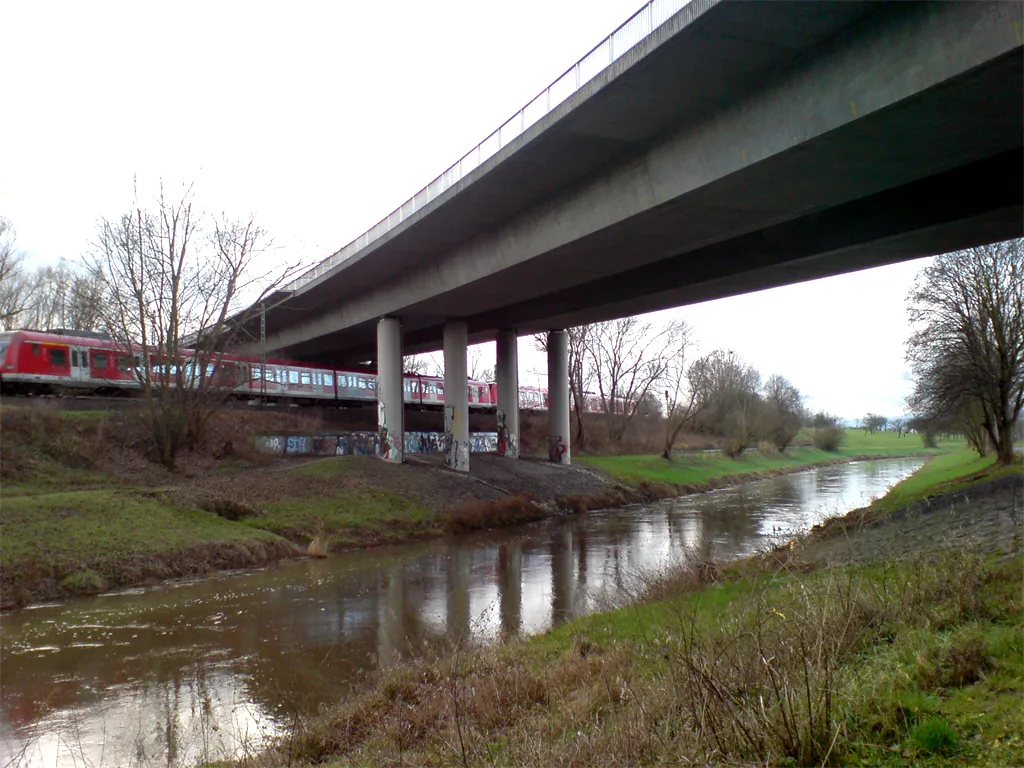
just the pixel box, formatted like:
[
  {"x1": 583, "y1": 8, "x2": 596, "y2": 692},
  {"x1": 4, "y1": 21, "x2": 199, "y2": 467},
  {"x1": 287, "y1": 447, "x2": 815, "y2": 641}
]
[{"x1": 0, "y1": 457, "x2": 923, "y2": 767}]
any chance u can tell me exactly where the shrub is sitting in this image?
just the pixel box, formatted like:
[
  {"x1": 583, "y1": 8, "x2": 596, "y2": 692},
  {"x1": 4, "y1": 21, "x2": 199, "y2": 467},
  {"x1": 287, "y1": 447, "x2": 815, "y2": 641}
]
[{"x1": 813, "y1": 424, "x2": 845, "y2": 452}]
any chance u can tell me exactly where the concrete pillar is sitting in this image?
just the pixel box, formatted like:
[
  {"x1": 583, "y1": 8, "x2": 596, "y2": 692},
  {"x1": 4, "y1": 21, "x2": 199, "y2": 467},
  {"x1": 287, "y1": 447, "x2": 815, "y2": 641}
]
[
  {"x1": 495, "y1": 329, "x2": 520, "y2": 459},
  {"x1": 376, "y1": 317, "x2": 404, "y2": 463},
  {"x1": 547, "y1": 329, "x2": 571, "y2": 465},
  {"x1": 443, "y1": 320, "x2": 470, "y2": 472}
]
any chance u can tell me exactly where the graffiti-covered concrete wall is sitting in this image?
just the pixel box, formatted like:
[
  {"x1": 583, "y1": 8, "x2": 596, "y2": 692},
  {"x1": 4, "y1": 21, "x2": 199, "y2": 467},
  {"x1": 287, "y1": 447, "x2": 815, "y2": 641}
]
[{"x1": 255, "y1": 432, "x2": 498, "y2": 457}]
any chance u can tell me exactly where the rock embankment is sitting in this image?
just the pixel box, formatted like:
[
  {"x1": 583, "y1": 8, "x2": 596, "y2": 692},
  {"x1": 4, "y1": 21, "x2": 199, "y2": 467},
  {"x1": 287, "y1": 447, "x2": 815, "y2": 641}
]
[{"x1": 794, "y1": 473, "x2": 1023, "y2": 566}]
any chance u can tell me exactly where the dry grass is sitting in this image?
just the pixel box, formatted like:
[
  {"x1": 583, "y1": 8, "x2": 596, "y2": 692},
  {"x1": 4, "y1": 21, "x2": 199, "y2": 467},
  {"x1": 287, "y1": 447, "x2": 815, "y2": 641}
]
[
  {"x1": 243, "y1": 546, "x2": 1018, "y2": 768},
  {"x1": 440, "y1": 495, "x2": 548, "y2": 534}
]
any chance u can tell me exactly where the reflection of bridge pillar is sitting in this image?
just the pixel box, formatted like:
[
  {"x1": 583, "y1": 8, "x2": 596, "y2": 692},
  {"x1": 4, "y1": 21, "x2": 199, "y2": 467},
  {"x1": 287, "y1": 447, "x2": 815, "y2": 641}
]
[
  {"x1": 443, "y1": 321, "x2": 470, "y2": 472},
  {"x1": 547, "y1": 329, "x2": 570, "y2": 464},
  {"x1": 497, "y1": 541, "x2": 522, "y2": 638},
  {"x1": 377, "y1": 317, "x2": 404, "y2": 463},
  {"x1": 447, "y1": 550, "x2": 471, "y2": 642},
  {"x1": 496, "y1": 329, "x2": 520, "y2": 459},
  {"x1": 378, "y1": 565, "x2": 405, "y2": 666},
  {"x1": 551, "y1": 526, "x2": 575, "y2": 625}
]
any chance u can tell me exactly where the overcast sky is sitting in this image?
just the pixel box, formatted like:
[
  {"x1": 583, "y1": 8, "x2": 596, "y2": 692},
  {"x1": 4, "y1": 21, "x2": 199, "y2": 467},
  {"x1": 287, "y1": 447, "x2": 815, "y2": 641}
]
[{"x1": 2, "y1": 0, "x2": 930, "y2": 420}]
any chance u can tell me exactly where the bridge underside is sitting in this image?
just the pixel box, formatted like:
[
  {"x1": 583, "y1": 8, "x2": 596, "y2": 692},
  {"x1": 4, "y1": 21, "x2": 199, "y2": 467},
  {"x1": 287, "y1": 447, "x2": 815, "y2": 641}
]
[{"x1": 244, "y1": 2, "x2": 1022, "y2": 365}]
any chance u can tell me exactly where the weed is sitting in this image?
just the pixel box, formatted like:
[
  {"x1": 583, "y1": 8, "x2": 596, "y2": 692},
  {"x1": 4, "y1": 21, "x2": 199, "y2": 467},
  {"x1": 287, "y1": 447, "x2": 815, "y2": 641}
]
[{"x1": 909, "y1": 716, "x2": 959, "y2": 754}]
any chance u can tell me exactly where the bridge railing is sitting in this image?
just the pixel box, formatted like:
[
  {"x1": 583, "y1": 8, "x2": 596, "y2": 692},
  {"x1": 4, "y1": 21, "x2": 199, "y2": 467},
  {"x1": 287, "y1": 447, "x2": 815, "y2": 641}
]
[{"x1": 284, "y1": 0, "x2": 692, "y2": 293}]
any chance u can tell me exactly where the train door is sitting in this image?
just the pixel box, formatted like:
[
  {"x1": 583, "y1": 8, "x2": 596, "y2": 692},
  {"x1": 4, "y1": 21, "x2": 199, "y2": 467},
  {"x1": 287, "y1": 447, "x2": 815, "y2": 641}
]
[{"x1": 69, "y1": 346, "x2": 90, "y2": 382}]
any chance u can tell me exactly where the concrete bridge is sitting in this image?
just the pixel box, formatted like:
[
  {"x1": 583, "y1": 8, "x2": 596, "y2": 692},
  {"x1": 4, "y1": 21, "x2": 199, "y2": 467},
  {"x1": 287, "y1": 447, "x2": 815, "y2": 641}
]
[{"x1": 235, "y1": 0, "x2": 1023, "y2": 470}]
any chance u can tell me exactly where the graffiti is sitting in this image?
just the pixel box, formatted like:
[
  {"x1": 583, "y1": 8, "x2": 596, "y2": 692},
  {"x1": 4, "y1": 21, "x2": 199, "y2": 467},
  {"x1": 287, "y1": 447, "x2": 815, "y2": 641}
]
[
  {"x1": 377, "y1": 401, "x2": 401, "y2": 462},
  {"x1": 549, "y1": 434, "x2": 569, "y2": 464},
  {"x1": 405, "y1": 432, "x2": 443, "y2": 454},
  {"x1": 469, "y1": 433, "x2": 497, "y2": 452},
  {"x1": 496, "y1": 408, "x2": 518, "y2": 458},
  {"x1": 335, "y1": 432, "x2": 380, "y2": 456},
  {"x1": 257, "y1": 432, "x2": 498, "y2": 457},
  {"x1": 255, "y1": 435, "x2": 285, "y2": 454},
  {"x1": 285, "y1": 436, "x2": 309, "y2": 455}
]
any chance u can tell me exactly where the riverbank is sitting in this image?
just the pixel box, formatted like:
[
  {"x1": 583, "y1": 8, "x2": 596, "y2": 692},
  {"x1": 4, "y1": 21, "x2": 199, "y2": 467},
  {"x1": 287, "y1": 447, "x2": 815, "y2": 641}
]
[
  {"x1": 256, "y1": 452, "x2": 1023, "y2": 768},
  {"x1": 0, "y1": 406, "x2": 954, "y2": 608}
]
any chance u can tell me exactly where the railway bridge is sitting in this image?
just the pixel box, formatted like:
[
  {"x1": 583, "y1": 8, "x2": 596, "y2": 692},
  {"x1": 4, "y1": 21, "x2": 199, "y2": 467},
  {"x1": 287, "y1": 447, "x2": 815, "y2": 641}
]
[{"x1": 231, "y1": 0, "x2": 1023, "y2": 470}]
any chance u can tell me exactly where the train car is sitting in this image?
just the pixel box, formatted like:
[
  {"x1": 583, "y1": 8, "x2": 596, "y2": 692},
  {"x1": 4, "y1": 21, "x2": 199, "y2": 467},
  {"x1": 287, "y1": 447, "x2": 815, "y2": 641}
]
[
  {"x1": 0, "y1": 330, "x2": 139, "y2": 395},
  {"x1": 236, "y1": 359, "x2": 340, "y2": 403},
  {"x1": 1, "y1": 330, "x2": 504, "y2": 409}
]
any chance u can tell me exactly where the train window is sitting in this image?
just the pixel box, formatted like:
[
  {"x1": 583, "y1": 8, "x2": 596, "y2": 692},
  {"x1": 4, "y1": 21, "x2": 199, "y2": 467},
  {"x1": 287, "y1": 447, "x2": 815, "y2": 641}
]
[
  {"x1": 368, "y1": 379, "x2": 375, "y2": 390},
  {"x1": 357, "y1": 377, "x2": 366, "y2": 389},
  {"x1": 92, "y1": 352, "x2": 108, "y2": 370},
  {"x1": 437, "y1": 384, "x2": 444, "y2": 395},
  {"x1": 31, "y1": 343, "x2": 40, "y2": 357},
  {"x1": 300, "y1": 372, "x2": 310, "y2": 386},
  {"x1": 50, "y1": 348, "x2": 67, "y2": 367},
  {"x1": 117, "y1": 355, "x2": 130, "y2": 371},
  {"x1": 266, "y1": 368, "x2": 276, "y2": 382}
]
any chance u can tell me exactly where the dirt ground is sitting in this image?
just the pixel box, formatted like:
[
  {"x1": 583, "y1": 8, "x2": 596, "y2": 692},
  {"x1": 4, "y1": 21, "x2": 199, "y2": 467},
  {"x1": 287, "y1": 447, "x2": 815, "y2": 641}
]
[{"x1": 178, "y1": 452, "x2": 616, "y2": 513}]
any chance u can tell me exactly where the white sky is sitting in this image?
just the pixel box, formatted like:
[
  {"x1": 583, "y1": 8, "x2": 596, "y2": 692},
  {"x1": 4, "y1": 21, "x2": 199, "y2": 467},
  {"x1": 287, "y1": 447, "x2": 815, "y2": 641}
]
[{"x1": 1, "y1": 0, "x2": 928, "y2": 421}]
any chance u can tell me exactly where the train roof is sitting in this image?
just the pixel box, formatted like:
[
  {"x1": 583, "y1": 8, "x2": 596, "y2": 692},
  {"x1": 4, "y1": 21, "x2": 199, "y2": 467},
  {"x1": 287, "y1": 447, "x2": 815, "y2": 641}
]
[{"x1": 3, "y1": 330, "x2": 492, "y2": 384}]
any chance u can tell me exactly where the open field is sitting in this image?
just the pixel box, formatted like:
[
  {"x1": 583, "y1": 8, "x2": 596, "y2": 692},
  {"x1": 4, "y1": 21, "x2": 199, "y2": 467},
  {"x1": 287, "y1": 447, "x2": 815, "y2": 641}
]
[{"x1": 579, "y1": 429, "x2": 958, "y2": 487}]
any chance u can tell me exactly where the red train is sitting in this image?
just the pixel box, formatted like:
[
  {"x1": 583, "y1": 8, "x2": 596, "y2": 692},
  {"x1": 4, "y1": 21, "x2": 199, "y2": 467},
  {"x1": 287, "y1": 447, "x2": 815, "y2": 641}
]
[{"x1": 0, "y1": 329, "x2": 544, "y2": 411}]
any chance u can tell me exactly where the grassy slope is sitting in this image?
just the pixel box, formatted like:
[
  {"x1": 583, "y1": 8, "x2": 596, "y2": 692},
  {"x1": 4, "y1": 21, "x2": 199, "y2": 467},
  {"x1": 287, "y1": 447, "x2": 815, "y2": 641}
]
[
  {"x1": 241, "y1": 459, "x2": 442, "y2": 547},
  {"x1": 0, "y1": 412, "x2": 970, "y2": 608},
  {"x1": 579, "y1": 429, "x2": 954, "y2": 487},
  {"x1": 523, "y1": 447, "x2": 1024, "y2": 767}
]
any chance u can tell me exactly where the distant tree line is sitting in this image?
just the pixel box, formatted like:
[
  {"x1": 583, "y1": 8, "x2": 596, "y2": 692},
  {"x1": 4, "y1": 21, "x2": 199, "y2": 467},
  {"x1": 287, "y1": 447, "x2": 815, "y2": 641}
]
[
  {"x1": 1, "y1": 219, "x2": 107, "y2": 332},
  {"x1": 533, "y1": 321, "x2": 828, "y2": 460}
]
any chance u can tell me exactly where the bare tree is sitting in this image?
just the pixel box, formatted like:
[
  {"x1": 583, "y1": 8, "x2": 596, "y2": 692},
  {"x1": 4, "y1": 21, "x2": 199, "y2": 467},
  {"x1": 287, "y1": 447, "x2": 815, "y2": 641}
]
[
  {"x1": 83, "y1": 182, "x2": 301, "y2": 468},
  {"x1": 762, "y1": 374, "x2": 804, "y2": 451},
  {"x1": 907, "y1": 239, "x2": 1024, "y2": 465},
  {"x1": 863, "y1": 413, "x2": 887, "y2": 434},
  {"x1": 14, "y1": 260, "x2": 107, "y2": 332},
  {"x1": 587, "y1": 317, "x2": 687, "y2": 444},
  {"x1": 404, "y1": 353, "x2": 442, "y2": 376},
  {"x1": 0, "y1": 218, "x2": 32, "y2": 329},
  {"x1": 688, "y1": 349, "x2": 763, "y2": 457},
  {"x1": 659, "y1": 325, "x2": 708, "y2": 459},
  {"x1": 467, "y1": 346, "x2": 494, "y2": 382}
]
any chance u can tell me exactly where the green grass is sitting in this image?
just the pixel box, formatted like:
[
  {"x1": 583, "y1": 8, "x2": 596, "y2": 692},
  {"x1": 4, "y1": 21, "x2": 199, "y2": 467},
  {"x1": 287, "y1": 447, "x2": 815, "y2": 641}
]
[
  {"x1": 1, "y1": 489, "x2": 283, "y2": 571},
  {"x1": 579, "y1": 429, "x2": 952, "y2": 488},
  {"x1": 241, "y1": 458, "x2": 442, "y2": 547},
  {"x1": 871, "y1": 448, "x2": 1021, "y2": 514}
]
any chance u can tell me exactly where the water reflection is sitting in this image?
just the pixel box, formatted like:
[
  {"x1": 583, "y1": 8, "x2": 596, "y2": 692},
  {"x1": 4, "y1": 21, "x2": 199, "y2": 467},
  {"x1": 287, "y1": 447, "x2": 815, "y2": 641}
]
[{"x1": 0, "y1": 458, "x2": 922, "y2": 767}]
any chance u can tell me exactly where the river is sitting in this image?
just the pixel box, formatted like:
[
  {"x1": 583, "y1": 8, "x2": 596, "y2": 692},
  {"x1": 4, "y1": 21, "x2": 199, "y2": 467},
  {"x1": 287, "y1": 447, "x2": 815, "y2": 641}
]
[{"x1": 0, "y1": 456, "x2": 923, "y2": 767}]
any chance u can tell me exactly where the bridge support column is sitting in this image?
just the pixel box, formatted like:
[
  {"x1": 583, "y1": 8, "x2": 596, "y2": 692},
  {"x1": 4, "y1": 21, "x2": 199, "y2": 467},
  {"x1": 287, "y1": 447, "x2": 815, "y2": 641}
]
[
  {"x1": 547, "y1": 329, "x2": 570, "y2": 465},
  {"x1": 495, "y1": 329, "x2": 519, "y2": 459},
  {"x1": 443, "y1": 320, "x2": 470, "y2": 472},
  {"x1": 376, "y1": 317, "x2": 404, "y2": 463}
]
